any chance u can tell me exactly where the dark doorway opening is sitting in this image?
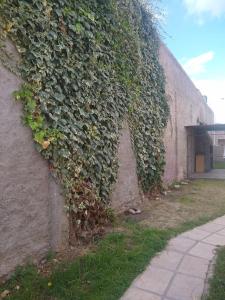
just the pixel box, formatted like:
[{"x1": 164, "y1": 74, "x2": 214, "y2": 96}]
[{"x1": 186, "y1": 124, "x2": 225, "y2": 179}]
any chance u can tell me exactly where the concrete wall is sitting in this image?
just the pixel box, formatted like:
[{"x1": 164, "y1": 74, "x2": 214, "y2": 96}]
[
  {"x1": 0, "y1": 42, "x2": 68, "y2": 278},
  {"x1": 110, "y1": 121, "x2": 142, "y2": 212},
  {"x1": 111, "y1": 44, "x2": 214, "y2": 210},
  {"x1": 159, "y1": 43, "x2": 214, "y2": 183}
]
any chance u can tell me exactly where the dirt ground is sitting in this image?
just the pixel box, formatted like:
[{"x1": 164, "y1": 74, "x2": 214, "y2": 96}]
[
  {"x1": 125, "y1": 179, "x2": 225, "y2": 229},
  {"x1": 42, "y1": 179, "x2": 225, "y2": 277},
  {"x1": 1, "y1": 179, "x2": 225, "y2": 284}
]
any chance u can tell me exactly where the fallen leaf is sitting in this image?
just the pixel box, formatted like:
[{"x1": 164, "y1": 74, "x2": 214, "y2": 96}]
[
  {"x1": 0, "y1": 290, "x2": 10, "y2": 299},
  {"x1": 4, "y1": 22, "x2": 13, "y2": 33},
  {"x1": 42, "y1": 140, "x2": 51, "y2": 149}
]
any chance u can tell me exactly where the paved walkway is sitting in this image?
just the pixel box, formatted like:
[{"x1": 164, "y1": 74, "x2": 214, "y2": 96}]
[
  {"x1": 121, "y1": 215, "x2": 225, "y2": 300},
  {"x1": 191, "y1": 169, "x2": 225, "y2": 180}
]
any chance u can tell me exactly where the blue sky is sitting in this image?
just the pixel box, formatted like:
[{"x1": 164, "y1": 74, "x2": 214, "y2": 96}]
[{"x1": 158, "y1": 0, "x2": 225, "y2": 123}]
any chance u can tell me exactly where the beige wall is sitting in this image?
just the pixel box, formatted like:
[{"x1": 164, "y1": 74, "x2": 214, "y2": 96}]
[
  {"x1": 159, "y1": 43, "x2": 214, "y2": 183},
  {"x1": 111, "y1": 43, "x2": 214, "y2": 211},
  {"x1": 110, "y1": 121, "x2": 142, "y2": 212},
  {"x1": 0, "y1": 42, "x2": 68, "y2": 278}
]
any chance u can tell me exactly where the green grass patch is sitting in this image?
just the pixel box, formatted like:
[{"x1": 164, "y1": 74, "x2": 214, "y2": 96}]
[
  {"x1": 3, "y1": 178, "x2": 225, "y2": 300},
  {"x1": 213, "y1": 162, "x2": 225, "y2": 169},
  {"x1": 0, "y1": 226, "x2": 172, "y2": 300},
  {"x1": 178, "y1": 195, "x2": 194, "y2": 205},
  {"x1": 204, "y1": 247, "x2": 225, "y2": 300},
  {"x1": 2, "y1": 213, "x2": 223, "y2": 300},
  {"x1": 2, "y1": 215, "x2": 225, "y2": 300}
]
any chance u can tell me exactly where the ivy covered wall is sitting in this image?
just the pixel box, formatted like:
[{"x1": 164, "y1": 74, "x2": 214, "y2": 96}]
[{"x1": 0, "y1": 0, "x2": 169, "y2": 239}]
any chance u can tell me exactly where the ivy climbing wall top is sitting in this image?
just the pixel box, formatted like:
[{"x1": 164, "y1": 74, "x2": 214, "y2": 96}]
[{"x1": 0, "y1": 0, "x2": 169, "y2": 239}]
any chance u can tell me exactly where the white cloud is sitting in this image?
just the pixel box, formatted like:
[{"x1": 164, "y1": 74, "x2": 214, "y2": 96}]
[
  {"x1": 194, "y1": 79, "x2": 225, "y2": 123},
  {"x1": 182, "y1": 51, "x2": 214, "y2": 76},
  {"x1": 184, "y1": 0, "x2": 225, "y2": 17}
]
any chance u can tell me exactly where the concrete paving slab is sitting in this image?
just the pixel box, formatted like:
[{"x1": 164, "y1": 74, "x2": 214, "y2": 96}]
[
  {"x1": 203, "y1": 233, "x2": 225, "y2": 246},
  {"x1": 166, "y1": 273, "x2": 204, "y2": 300},
  {"x1": 197, "y1": 222, "x2": 225, "y2": 233},
  {"x1": 121, "y1": 287, "x2": 161, "y2": 300},
  {"x1": 213, "y1": 216, "x2": 225, "y2": 226},
  {"x1": 180, "y1": 228, "x2": 211, "y2": 240},
  {"x1": 168, "y1": 236, "x2": 196, "y2": 253},
  {"x1": 177, "y1": 255, "x2": 209, "y2": 278},
  {"x1": 121, "y1": 216, "x2": 225, "y2": 300},
  {"x1": 216, "y1": 228, "x2": 225, "y2": 236},
  {"x1": 188, "y1": 242, "x2": 216, "y2": 260},
  {"x1": 151, "y1": 250, "x2": 183, "y2": 271},
  {"x1": 134, "y1": 266, "x2": 173, "y2": 295}
]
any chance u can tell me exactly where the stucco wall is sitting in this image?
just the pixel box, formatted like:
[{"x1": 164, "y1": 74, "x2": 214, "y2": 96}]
[
  {"x1": 159, "y1": 43, "x2": 214, "y2": 183},
  {"x1": 110, "y1": 121, "x2": 142, "y2": 212},
  {"x1": 0, "y1": 43, "x2": 68, "y2": 278},
  {"x1": 111, "y1": 44, "x2": 214, "y2": 210}
]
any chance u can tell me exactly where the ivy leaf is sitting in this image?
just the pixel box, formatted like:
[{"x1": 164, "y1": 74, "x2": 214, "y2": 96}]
[
  {"x1": 42, "y1": 140, "x2": 51, "y2": 149},
  {"x1": 34, "y1": 131, "x2": 45, "y2": 144},
  {"x1": 54, "y1": 93, "x2": 65, "y2": 102},
  {"x1": 74, "y1": 23, "x2": 84, "y2": 34}
]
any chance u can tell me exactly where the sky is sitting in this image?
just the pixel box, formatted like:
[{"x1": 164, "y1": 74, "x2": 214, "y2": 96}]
[{"x1": 158, "y1": 0, "x2": 225, "y2": 123}]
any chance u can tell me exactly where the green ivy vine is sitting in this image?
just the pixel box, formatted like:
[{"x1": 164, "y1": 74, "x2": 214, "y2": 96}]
[{"x1": 0, "y1": 0, "x2": 169, "y2": 240}]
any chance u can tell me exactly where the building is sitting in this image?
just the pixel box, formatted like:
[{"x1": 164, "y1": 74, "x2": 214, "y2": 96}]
[
  {"x1": 160, "y1": 44, "x2": 214, "y2": 182},
  {"x1": 111, "y1": 43, "x2": 215, "y2": 212},
  {"x1": 212, "y1": 131, "x2": 225, "y2": 163}
]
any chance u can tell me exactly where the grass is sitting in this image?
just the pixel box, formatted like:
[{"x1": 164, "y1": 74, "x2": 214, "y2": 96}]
[
  {"x1": 138, "y1": 179, "x2": 225, "y2": 229},
  {"x1": 178, "y1": 195, "x2": 194, "y2": 205},
  {"x1": 0, "y1": 217, "x2": 222, "y2": 300},
  {"x1": 1, "y1": 226, "x2": 172, "y2": 300},
  {"x1": 2, "y1": 179, "x2": 225, "y2": 300},
  {"x1": 204, "y1": 247, "x2": 225, "y2": 300},
  {"x1": 213, "y1": 162, "x2": 225, "y2": 169}
]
